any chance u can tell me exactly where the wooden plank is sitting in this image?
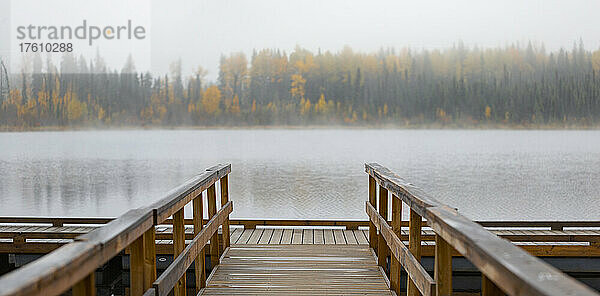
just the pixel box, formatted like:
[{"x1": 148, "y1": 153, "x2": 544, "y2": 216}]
[
  {"x1": 153, "y1": 172, "x2": 215, "y2": 223},
  {"x1": 0, "y1": 217, "x2": 113, "y2": 225},
  {"x1": 72, "y1": 273, "x2": 95, "y2": 296},
  {"x1": 313, "y1": 229, "x2": 324, "y2": 244},
  {"x1": 247, "y1": 228, "x2": 263, "y2": 244},
  {"x1": 219, "y1": 176, "x2": 230, "y2": 249},
  {"x1": 208, "y1": 184, "x2": 219, "y2": 268},
  {"x1": 365, "y1": 163, "x2": 442, "y2": 217},
  {"x1": 377, "y1": 186, "x2": 389, "y2": 271},
  {"x1": 407, "y1": 208, "x2": 422, "y2": 296},
  {"x1": 482, "y1": 274, "x2": 504, "y2": 296},
  {"x1": 426, "y1": 206, "x2": 600, "y2": 296},
  {"x1": 281, "y1": 229, "x2": 293, "y2": 244},
  {"x1": 324, "y1": 229, "x2": 335, "y2": 244},
  {"x1": 172, "y1": 208, "x2": 186, "y2": 296},
  {"x1": 228, "y1": 219, "x2": 368, "y2": 229},
  {"x1": 258, "y1": 229, "x2": 273, "y2": 244},
  {"x1": 151, "y1": 164, "x2": 230, "y2": 223},
  {"x1": 270, "y1": 229, "x2": 283, "y2": 244},
  {"x1": 333, "y1": 229, "x2": 346, "y2": 244},
  {"x1": 354, "y1": 230, "x2": 368, "y2": 245},
  {"x1": 303, "y1": 229, "x2": 313, "y2": 244},
  {"x1": 201, "y1": 245, "x2": 392, "y2": 295},
  {"x1": 344, "y1": 230, "x2": 358, "y2": 244},
  {"x1": 390, "y1": 194, "x2": 402, "y2": 294},
  {"x1": 362, "y1": 229, "x2": 369, "y2": 243},
  {"x1": 193, "y1": 192, "x2": 206, "y2": 291},
  {"x1": 435, "y1": 234, "x2": 452, "y2": 296},
  {"x1": 143, "y1": 227, "x2": 157, "y2": 291},
  {"x1": 368, "y1": 176, "x2": 377, "y2": 250},
  {"x1": 237, "y1": 229, "x2": 253, "y2": 244},
  {"x1": 366, "y1": 202, "x2": 435, "y2": 296},
  {"x1": 0, "y1": 241, "x2": 101, "y2": 296},
  {"x1": 76, "y1": 209, "x2": 154, "y2": 260},
  {"x1": 153, "y1": 202, "x2": 232, "y2": 296},
  {"x1": 292, "y1": 229, "x2": 303, "y2": 244},
  {"x1": 130, "y1": 236, "x2": 144, "y2": 296},
  {"x1": 230, "y1": 228, "x2": 243, "y2": 244}
]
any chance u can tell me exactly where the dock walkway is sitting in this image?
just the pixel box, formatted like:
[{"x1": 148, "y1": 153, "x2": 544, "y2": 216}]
[
  {"x1": 0, "y1": 163, "x2": 598, "y2": 296},
  {"x1": 200, "y1": 244, "x2": 392, "y2": 295}
]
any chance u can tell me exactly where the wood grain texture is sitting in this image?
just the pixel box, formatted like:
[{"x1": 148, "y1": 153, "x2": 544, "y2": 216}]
[
  {"x1": 426, "y1": 206, "x2": 599, "y2": 296},
  {"x1": 366, "y1": 202, "x2": 435, "y2": 296},
  {"x1": 377, "y1": 185, "x2": 389, "y2": 271},
  {"x1": 435, "y1": 234, "x2": 452, "y2": 296},
  {"x1": 199, "y1": 245, "x2": 392, "y2": 296},
  {"x1": 193, "y1": 193, "x2": 206, "y2": 291},
  {"x1": 368, "y1": 176, "x2": 377, "y2": 251},
  {"x1": 143, "y1": 227, "x2": 157, "y2": 291},
  {"x1": 207, "y1": 184, "x2": 219, "y2": 269},
  {"x1": 219, "y1": 176, "x2": 230, "y2": 249},
  {"x1": 482, "y1": 274, "x2": 504, "y2": 296},
  {"x1": 407, "y1": 208, "x2": 423, "y2": 296},
  {"x1": 390, "y1": 194, "x2": 402, "y2": 294},
  {"x1": 153, "y1": 202, "x2": 232, "y2": 296},
  {"x1": 130, "y1": 236, "x2": 145, "y2": 296},
  {"x1": 172, "y1": 209, "x2": 186, "y2": 296},
  {"x1": 151, "y1": 163, "x2": 230, "y2": 223},
  {"x1": 72, "y1": 273, "x2": 95, "y2": 296}
]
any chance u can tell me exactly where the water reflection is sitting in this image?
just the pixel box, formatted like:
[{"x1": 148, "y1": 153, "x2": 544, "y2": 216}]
[{"x1": 0, "y1": 129, "x2": 598, "y2": 220}]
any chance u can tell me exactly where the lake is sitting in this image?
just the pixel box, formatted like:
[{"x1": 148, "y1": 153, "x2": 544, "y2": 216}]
[{"x1": 0, "y1": 129, "x2": 599, "y2": 221}]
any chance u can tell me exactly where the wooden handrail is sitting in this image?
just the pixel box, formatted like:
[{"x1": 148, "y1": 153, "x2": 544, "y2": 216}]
[
  {"x1": 365, "y1": 163, "x2": 599, "y2": 296},
  {"x1": 365, "y1": 163, "x2": 442, "y2": 217},
  {"x1": 151, "y1": 164, "x2": 231, "y2": 223},
  {"x1": 150, "y1": 201, "x2": 233, "y2": 296},
  {"x1": 366, "y1": 202, "x2": 435, "y2": 295},
  {"x1": 0, "y1": 164, "x2": 232, "y2": 296}
]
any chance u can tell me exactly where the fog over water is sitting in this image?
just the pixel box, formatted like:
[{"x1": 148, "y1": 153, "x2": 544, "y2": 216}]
[{"x1": 0, "y1": 129, "x2": 598, "y2": 221}]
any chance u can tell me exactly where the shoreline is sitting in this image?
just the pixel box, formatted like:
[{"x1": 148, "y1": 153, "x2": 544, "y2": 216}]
[{"x1": 1, "y1": 123, "x2": 600, "y2": 132}]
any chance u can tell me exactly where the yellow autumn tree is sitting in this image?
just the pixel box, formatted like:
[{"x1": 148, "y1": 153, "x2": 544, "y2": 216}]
[
  {"x1": 202, "y1": 85, "x2": 221, "y2": 115},
  {"x1": 290, "y1": 74, "x2": 306, "y2": 100},
  {"x1": 485, "y1": 106, "x2": 492, "y2": 120},
  {"x1": 592, "y1": 49, "x2": 600, "y2": 72},
  {"x1": 67, "y1": 91, "x2": 87, "y2": 122},
  {"x1": 230, "y1": 95, "x2": 241, "y2": 115}
]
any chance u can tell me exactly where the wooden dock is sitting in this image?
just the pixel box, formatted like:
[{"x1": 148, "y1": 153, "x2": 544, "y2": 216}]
[
  {"x1": 0, "y1": 163, "x2": 598, "y2": 296},
  {"x1": 200, "y1": 245, "x2": 392, "y2": 295}
]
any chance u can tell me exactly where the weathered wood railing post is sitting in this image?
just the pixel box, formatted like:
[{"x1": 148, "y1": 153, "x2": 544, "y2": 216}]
[
  {"x1": 435, "y1": 234, "x2": 453, "y2": 296},
  {"x1": 208, "y1": 184, "x2": 219, "y2": 269},
  {"x1": 377, "y1": 185, "x2": 389, "y2": 273},
  {"x1": 193, "y1": 190, "x2": 206, "y2": 292},
  {"x1": 407, "y1": 208, "x2": 422, "y2": 296},
  {"x1": 130, "y1": 236, "x2": 145, "y2": 296},
  {"x1": 368, "y1": 176, "x2": 377, "y2": 252},
  {"x1": 143, "y1": 227, "x2": 157, "y2": 291},
  {"x1": 220, "y1": 175, "x2": 230, "y2": 249},
  {"x1": 73, "y1": 273, "x2": 95, "y2": 296},
  {"x1": 482, "y1": 275, "x2": 504, "y2": 296},
  {"x1": 173, "y1": 208, "x2": 186, "y2": 296},
  {"x1": 390, "y1": 194, "x2": 402, "y2": 294}
]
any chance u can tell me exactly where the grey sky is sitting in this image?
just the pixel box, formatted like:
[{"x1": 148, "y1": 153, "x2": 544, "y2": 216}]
[
  {"x1": 4, "y1": 0, "x2": 600, "y2": 80},
  {"x1": 158, "y1": 0, "x2": 600, "y2": 80}
]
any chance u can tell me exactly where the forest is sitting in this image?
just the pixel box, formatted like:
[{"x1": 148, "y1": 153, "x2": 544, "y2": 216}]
[{"x1": 1, "y1": 41, "x2": 600, "y2": 128}]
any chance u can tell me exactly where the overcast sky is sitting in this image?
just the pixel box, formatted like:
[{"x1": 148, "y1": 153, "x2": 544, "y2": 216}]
[{"x1": 4, "y1": 0, "x2": 600, "y2": 79}]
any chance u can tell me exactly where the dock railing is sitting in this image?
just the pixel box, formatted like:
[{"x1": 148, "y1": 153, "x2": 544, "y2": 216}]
[
  {"x1": 0, "y1": 164, "x2": 232, "y2": 296},
  {"x1": 365, "y1": 162, "x2": 599, "y2": 296}
]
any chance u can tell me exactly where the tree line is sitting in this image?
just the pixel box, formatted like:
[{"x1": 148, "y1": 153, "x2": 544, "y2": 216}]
[{"x1": 2, "y1": 41, "x2": 600, "y2": 128}]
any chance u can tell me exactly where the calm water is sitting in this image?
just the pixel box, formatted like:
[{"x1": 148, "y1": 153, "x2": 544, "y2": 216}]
[{"x1": 0, "y1": 129, "x2": 599, "y2": 221}]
